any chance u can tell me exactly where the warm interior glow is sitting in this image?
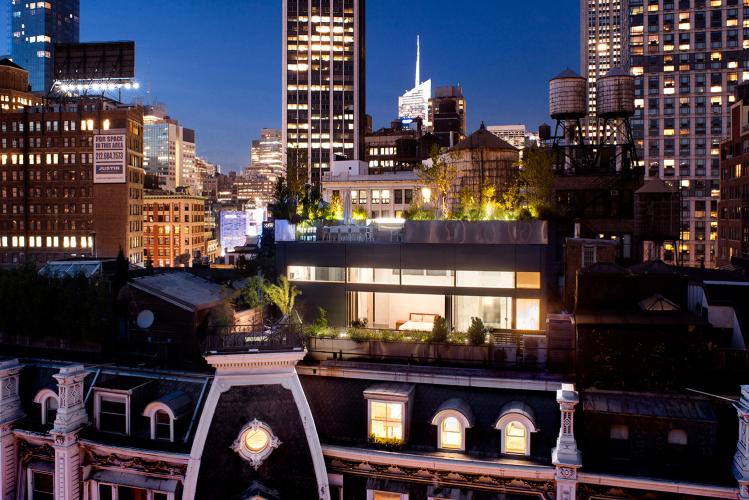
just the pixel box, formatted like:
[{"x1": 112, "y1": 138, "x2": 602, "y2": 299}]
[
  {"x1": 370, "y1": 401, "x2": 403, "y2": 440},
  {"x1": 505, "y1": 421, "x2": 527, "y2": 454},
  {"x1": 440, "y1": 416, "x2": 462, "y2": 449},
  {"x1": 244, "y1": 428, "x2": 270, "y2": 452}
]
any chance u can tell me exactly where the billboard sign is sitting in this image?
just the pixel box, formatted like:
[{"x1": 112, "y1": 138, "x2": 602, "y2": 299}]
[{"x1": 93, "y1": 133, "x2": 126, "y2": 184}]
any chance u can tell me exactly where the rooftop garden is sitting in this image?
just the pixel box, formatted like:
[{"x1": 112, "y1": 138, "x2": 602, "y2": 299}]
[{"x1": 268, "y1": 146, "x2": 556, "y2": 224}]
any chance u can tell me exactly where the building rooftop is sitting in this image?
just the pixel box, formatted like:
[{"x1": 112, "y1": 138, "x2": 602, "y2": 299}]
[
  {"x1": 451, "y1": 123, "x2": 516, "y2": 151},
  {"x1": 129, "y1": 272, "x2": 230, "y2": 312}
]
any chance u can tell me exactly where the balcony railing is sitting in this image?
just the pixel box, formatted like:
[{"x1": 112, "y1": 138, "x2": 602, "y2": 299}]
[{"x1": 202, "y1": 320, "x2": 306, "y2": 353}]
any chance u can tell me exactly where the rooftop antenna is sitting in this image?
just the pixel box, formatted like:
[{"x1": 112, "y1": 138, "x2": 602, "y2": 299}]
[{"x1": 415, "y1": 35, "x2": 420, "y2": 88}]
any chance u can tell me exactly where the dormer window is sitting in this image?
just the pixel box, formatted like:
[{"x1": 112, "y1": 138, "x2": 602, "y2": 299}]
[
  {"x1": 143, "y1": 391, "x2": 192, "y2": 443},
  {"x1": 430, "y1": 398, "x2": 474, "y2": 452},
  {"x1": 364, "y1": 383, "x2": 414, "y2": 445},
  {"x1": 494, "y1": 401, "x2": 539, "y2": 457},
  {"x1": 94, "y1": 392, "x2": 129, "y2": 435},
  {"x1": 33, "y1": 388, "x2": 58, "y2": 426}
]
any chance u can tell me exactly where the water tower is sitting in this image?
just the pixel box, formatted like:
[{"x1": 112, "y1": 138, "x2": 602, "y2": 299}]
[
  {"x1": 595, "y1": 67, "x2": 638, "y2": 174},
  {"x1": 548, "y1": 68, "x2": 590, "y2": 173}
]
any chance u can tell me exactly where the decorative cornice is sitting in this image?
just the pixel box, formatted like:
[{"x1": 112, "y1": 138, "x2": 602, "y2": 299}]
[
  {"x1": 86, "y1": 450, "x2": 188, "y2": 477},
  {"x1": 325, "y1": 456, "x2": 555, "y2": 495},
  {"x1": 205, "y1": 350, "x2": 307, "y2": 375},
  {"x1": 19, "y1": 439, "x2": 55, "y2": 462}
]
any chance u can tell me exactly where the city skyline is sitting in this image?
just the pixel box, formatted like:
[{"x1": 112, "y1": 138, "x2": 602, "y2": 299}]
[{"x1": 0, "y1": 0, "x2": 579, "y2": 172}]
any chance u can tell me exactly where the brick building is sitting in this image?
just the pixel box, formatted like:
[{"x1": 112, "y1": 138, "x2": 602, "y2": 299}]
[
  {"x1": 143, "y1": 192, "x2": 207, "y2": 267},
  {"x1": 0, "y1": 91, "x2": 144, "y2": 265},
  {"x1": 718, "y1": 83, "x2": 749, "y2": 266}
]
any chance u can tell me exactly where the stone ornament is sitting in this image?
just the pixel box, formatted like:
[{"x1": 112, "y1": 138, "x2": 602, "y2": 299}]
[{"x1": 231, "y1": 419, "x2": 281, "y2": 469}]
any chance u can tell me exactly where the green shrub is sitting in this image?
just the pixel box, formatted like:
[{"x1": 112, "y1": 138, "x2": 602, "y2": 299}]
[
  {"x1": 448, "y1": 331, "x2": 467, "y2": 344},
  {"x1": 348, "y1": 327, "x2": 370, "y2": 343},
  {"x1": 307, "y1": 307, "x2": 334, "y2": 337},
  {"x1": 467, "y1": 317, "x2": 487, "y2": 346},
  {"x1": 430, "y1": 315, "x2": 449, "y2": 343},
  {"x1": 369, "y1": 433, "x2": 403, "y2": 450}
]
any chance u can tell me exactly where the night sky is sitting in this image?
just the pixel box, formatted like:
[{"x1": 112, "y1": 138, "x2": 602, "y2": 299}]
[{"x1": 1, "y1": 1, "x2": 579, "y2": 172}]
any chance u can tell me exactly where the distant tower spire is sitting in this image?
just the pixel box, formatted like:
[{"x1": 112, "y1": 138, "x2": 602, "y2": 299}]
[{"x1": 415, "y1": 35, "x2": 420, "y2": 88}]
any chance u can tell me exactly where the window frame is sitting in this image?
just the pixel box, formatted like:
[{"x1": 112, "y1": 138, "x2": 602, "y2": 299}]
[
  {"x1": 494, "y1": 411, "x2": 538, "y2": 456},
  {"x1": 431, "y1": 409, "x2": 472, "y2": 452},
  {"x1": 142, "y1": 401, "x2": 175, "y2": 442},
  {"x1": 27, "y1": 468, "x2": 54, "y2": 500},
  {"x1": 94, "y1": 391, "x2": 131, "y2": 436},
  {"x1": 33, "y1": 388, "x2": 58, "y2": 427},
  {"x1": 93, "y1": 482, "x2": 173, "y2": 500},
  {"x1": 366, "y1": 490, "x2": 409, "y2": 500},
  {"x1": 368, "y1": 400, "x2": 405, "y2": 441}
]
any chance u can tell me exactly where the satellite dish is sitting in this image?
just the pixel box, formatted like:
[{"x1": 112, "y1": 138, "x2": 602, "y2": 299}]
[{"x1": 136, "y1": 310, "x2": 155, "y2": 329}]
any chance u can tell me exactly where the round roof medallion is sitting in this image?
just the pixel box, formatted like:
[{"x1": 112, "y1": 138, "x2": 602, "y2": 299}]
[{"x1": 231, "y1": 419, "x2": 281, "y2": 469}]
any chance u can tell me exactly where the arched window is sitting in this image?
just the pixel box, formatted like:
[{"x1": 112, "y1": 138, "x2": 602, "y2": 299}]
[
  {"x1": 142, "y1": 391, "x2": 192, "y2": 443},
  {"x1": 33, "y1": 389, "x2": 58, "y2": 426},
  {"x1": 143, "y1": 403, "x2": 175, "y2": 442},
  {"x1": 430, "y1": 399, "x2": 474, "y2": 452},
  {"x1": 494, "y1": 401, "x2": 538, "y2": 456}
]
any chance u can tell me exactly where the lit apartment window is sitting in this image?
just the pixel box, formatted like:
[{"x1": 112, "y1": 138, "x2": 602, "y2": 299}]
[
  {"x1": 369, "y1": 401, "x2": 403, "y2": 440},
  {"x1": 431, "y1": 401, "x2": 473, "y2": 452},
  {"x1": 364, "y1": 384, "x2": 413, "y2": 444},
  {"x1": 455, "y1": 270, "x2": 514, "y2": 288},
  {"x1": 347, "y1": 267, "x2": 400, "y2": 284},
  {"x1": 287, "y1": 265, "x2": 345, "y2": 282},
  {"x1": 401, "y1": 269, "x2": 454, "y2": 287},
  {"x1": 516, "y1": 272, "x2": 541, "y2": 289},
  {"x1": 494, "y1": 402, "x2": 538, "y2": 456},
  {"x1": 367, "y1": 491, "x2": 408, "y2": 500},
  {"x1": 516, "y1": 299, "x2": 540, "y2": 330}
]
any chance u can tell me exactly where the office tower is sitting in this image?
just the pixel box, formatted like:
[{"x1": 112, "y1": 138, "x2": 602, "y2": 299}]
[
  {"x1": 487, "y1": 124, "x2": 529, "y2": 150},
  {"x1": 283, "y1": 0, "x2": 366, "y2": 184},
  {"x1": 143, "y1": 105, "x2": 197, "y2": 193},
  {"x1": 398, "y1": 36, "x2": 431, "y2": 127},
  {"x1": 249, "y1": 128, "x2": 284, "y2": 178},
  {"x1": 9, "y1": 0, "x2": 79, "y2": 92},
  {"x1": 0, "y1": 67, "x2": 144, "y2": 264},
  {"x1": 580, "y1": 0, "x2": 626, "y2": 140},
  {"x1": 143, "y1": 192, "x2": 207, "y2": 267},
  {"x1": 429, "y1": 85, "x2": 467, "y2": 148},
  {"x1": 628, "y1": 0, "x2": 737, "y2": 267}
]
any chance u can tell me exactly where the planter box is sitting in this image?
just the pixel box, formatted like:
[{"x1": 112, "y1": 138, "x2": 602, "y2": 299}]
[{"x1": 307, "y1": 337, "x2": 489, "y2": 365}]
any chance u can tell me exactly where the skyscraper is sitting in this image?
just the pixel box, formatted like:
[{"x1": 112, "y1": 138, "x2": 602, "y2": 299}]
[
  {"x1": 143, "y1": 104, "x2": 197, "y2": 193},
  {"x1": 398, "y1": 36, "x2": 431, "y2": 127},
  {"x1": 627, "y1": 1, "x2": 735, "y2": 267},
  {"x1": 9, "y1": 0, "x2": 80, "y2": 92},
  {"x1": 250, "y1": 128, "x2": 284, "y2": 178},
  {"x1": 283, "y1": 0, "x2": 366, "y2": 184},
  {"x1": 580, "y1": 0, "x2": 626, "y2": 140}
]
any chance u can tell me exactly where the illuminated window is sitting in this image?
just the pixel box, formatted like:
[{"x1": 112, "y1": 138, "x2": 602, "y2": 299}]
[
  {"x1": 505, "y1": 421, "x2": 527, "y2": 454},
  {"x1": 369, "y1": 492, "x2": 406, "y2": 500},
  {"x1": 516, "y1": 272, "x2": 541, "y2": 289},
  {"x1": 431, "y1": 404, "x2": 473, "y2": 452},
  {"x1": 347, "y1": 267, "x2": 400, "y2": 284},
  {"x1": 369, "y1": 401, "x2": 403, "y2": 440},
  {"x1": 516, "y1": 299, "x2": 540, "y2": 330},
  {"x1": 401, "y1": 269, "x2": 454, "y2": 286},
  {"x1": 495, "y1": 402, "x2": 537, "y2": 456},
  {"x1": 287, "y1": 265, "x2": 345, "y2": 282},
  {"x1": 455, "y1": 270, "x2": 514, "y2": 288}
]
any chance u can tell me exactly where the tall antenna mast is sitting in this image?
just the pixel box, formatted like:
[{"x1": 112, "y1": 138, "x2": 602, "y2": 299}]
[{"x1": 415, "y1": 35, "x2": 420, "y2": 88}]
